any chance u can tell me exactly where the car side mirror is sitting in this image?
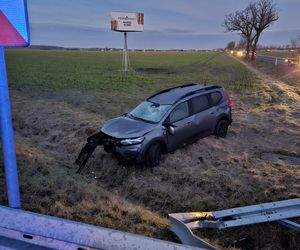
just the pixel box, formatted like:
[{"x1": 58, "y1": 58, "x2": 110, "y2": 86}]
[
  {"x1": 168, "y1": 126, "x2": 176, "y2": 136},
  {"x1": 164, "y1": 122, "x2": 177, "y2": 136}
]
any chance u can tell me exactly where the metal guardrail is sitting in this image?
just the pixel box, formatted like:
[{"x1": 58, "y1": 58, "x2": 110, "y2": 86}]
[
  {"x1": 256, "y1": 55, "x2": 287, "y2": 65},
  {"x1": 0, "y1": 205, "x2": 204, "y2": 250},
  {"x1": 256, "y1": 55, "x2": 299, "y2": 65},
  {"x1": 169, "y1": 199, "x2": 300, "y2": 249}
]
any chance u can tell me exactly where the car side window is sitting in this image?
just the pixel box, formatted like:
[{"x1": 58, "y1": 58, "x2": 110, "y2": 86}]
[
  {"x1": 190, "y1": 95, "x2": 209, "y2": 114},
  {"x1": 209, "y1": 92, "x2": 222, "y2": 106},
  {"x1": 169, "y1": 101, "x2": 189, "y2": 123}
]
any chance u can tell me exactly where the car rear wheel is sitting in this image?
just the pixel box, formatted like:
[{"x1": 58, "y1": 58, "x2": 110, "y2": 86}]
[
  {"x1": 146, "y1": 143, "x2": 161, "y2": 167},
  {"x1": 214, "y1": 119, "x2": 229, "y2": 138}
]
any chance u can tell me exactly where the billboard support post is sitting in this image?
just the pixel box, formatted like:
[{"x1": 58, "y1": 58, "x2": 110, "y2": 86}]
[
  {"x1": 123, "y1": 32, "x2": 129, "y2": 71},
  {"x1": 0, "y1": 47, "x2": 21, "y2": 208}
]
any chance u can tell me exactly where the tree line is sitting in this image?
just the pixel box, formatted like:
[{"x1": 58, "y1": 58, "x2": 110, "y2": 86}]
[{"x1": 226, "y1": 35, "x2": 300, "y2": 52}]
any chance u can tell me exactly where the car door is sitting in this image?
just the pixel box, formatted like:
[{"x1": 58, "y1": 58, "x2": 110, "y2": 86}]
[
  {"x1": 166, "y1": 101, "x2": 194, "y2": 151},
  {"x1": 207, "y1": 91, "x2": 224, "y2": 130},
  {"x1": 188, "y1": 94, "x2": 216, "y2": 137}
]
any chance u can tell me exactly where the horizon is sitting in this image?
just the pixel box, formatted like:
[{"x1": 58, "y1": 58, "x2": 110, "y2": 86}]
[{"x1": 28, "y1": 0, "x2": 300, "y2": 49}]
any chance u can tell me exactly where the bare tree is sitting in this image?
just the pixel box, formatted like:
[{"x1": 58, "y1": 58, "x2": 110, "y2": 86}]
[
  {"x1": 250, "y1": 0, "x2": 279, "y2": 60},
  {"x1": 226, "y1": 41, "x2": 236, "y2": 50},
  {"x1": 290, "y1": 35, "x2": 300, "y2": 49},
  {"x1": 237, "y1": 37, "x2": 248, "y2": 50},
  {"x1": 224, "y1": 6, "x2": 255, "y2": 58},
  {"x1": 224, "y1": 0, "x2": 279, "y2": 60},
  {"x1": 290, "y1": 35, "x2": 300, "y2": 60}
]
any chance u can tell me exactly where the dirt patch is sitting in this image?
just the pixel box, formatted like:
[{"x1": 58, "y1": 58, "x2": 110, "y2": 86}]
[
  {"x1": 260, "y1": 152, "x2": 300, "y2": 165},
  {"x1": 135, "y1": 67, "x2": 180, "y2": 74}
]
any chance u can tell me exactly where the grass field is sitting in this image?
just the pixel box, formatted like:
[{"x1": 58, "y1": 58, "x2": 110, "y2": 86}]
[
  {"x1": 6, "y1": 49, "x2": 255, "y2": 92},
  {"x1": 6, "y1": 49, "x2": 256, "y2": 120},
  {"x1": 1, "y1": 49, "x2": 299, "y2": 249}
]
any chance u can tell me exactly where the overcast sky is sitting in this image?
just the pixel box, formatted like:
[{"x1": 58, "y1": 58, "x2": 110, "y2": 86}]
[{"x1": 28, "y1": 0, "x2": 300, "y2": 49}]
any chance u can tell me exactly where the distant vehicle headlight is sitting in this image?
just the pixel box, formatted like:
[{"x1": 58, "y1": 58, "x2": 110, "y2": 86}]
[
  {"x1": 120, "y1": 137, "x2": 144, "y2": 145},
  {"x1": 285, "y1": 59, "x2": 289, "y2": 63},
  {"x1": 237, "y1": 51, "x2": 244, "y2": 57}
]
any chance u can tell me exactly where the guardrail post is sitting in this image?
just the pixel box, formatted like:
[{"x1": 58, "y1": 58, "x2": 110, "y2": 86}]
[
  {"x1": 0, "y1": 47, "x2": 21, "y2": 208},
  {"x1": 275, "y1": 58, "x2": 278, "y2": 65}
]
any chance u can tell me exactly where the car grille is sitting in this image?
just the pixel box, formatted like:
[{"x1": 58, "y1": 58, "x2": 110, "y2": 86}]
[{"x1": 102, "y1": 133, "x2": 121, "y2": 147}]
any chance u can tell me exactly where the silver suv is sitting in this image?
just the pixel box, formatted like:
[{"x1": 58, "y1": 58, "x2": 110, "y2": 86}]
[{"x1": 76, "y1": 83, "x2": 232, "y2": 172}]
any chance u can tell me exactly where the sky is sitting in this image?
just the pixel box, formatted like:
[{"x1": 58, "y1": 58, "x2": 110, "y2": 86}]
[{"x1": 27, "y1": 0, "x2": 300, "y2": 49}]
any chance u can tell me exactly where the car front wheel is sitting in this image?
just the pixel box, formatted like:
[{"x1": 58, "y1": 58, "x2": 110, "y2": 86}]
[{"x1": 145, "y1": 143, "x2": 161, "y2": 167}]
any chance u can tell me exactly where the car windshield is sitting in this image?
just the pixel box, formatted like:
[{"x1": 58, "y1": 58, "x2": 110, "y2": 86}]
[{"x1": 129, "y1": 101, "x2": 171, "y2": 123}]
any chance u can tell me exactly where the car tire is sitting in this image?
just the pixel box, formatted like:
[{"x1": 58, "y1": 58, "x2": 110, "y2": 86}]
[
  {"x1": 146, "y1": 143, "x2": 161, "y2": 167},
  {"x1": 214, "y1": 119, "x2": 229, "y2": 138}
]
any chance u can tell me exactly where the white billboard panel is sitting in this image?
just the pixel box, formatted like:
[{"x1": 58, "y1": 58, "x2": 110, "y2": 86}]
[{"x1": 111, "y1": 12, "x2": 144, "y2": 32}]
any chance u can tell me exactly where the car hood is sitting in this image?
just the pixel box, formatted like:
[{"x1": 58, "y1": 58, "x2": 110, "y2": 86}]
[{"x1": 101, "y1": 116, "x2": 157, "y2": 139}]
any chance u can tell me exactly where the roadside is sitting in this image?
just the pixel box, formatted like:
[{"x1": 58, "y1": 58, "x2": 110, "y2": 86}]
[
  {"x1": 1, "y1": 52, "x2": 299, "y2": 249},
  {"x1": 230, "y1": 55, "x2": 300, "y2": 164},
  {"x1": 234, "y1": 55, "x2": 300, "y2": 101},
  {"x1": 251, "y1": 59, "x2": 300, "y2": 89}
]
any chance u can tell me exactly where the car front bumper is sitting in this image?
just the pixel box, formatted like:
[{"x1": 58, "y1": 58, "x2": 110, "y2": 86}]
[
  {"x1": 103, "y1": 137, "x2": 144, "y2": 163},
  {"x1": 116, "y1": 144, "x2": 144, "y2": 162}
]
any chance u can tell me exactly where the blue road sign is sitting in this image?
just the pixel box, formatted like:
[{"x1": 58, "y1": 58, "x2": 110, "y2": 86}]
[
  {"x1": 0, "y1": 0, "x2": 30, "y2": 208},
  {"x1": 0, "y1": 0, "x2": 30, "y2": 47}
]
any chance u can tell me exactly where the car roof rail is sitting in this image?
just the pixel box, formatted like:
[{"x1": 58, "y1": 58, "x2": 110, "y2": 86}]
[
  {"x1": 147, "y1": 83, "x2": 198, "y2": 100},
  {"x1": 178, "y1": 85, "x2": 222, "y2": 102}
]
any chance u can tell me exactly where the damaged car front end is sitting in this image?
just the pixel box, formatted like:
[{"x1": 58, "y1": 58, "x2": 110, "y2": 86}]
[
  {"x1": 75, "y1": 112, "x2": 161, "y2": 173},
  {"x1": 103, "y1": 134, "x2": 145, "y2": 163}
]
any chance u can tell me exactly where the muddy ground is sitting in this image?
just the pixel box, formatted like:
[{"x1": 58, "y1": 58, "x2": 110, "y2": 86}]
[{"x1": 0, "y1": 59, "x2": 299, "y2": 249}]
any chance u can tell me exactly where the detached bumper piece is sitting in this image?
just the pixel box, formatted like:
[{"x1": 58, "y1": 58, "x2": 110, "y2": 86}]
[
  {"x1": 169, "y1": 198, "x2": 300, "y2": 249},
  {"x1": 75, "y1": 132, "x2": 105, "y2": 174}
]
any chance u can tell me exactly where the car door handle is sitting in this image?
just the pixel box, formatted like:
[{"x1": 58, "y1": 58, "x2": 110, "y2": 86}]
[
  {"x1": 187, "y1": 121, "x2": 191, "y2": 125},
  {"x1": 210, "y1": 112, "x2": 214, "y2": 115}
]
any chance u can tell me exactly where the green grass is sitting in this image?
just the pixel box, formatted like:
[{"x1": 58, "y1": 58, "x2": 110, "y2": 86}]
[{"x1": 6, "y1": 49, "x2": 255, "y2": 95}]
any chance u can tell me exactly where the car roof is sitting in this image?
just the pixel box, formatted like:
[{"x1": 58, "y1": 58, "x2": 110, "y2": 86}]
[{"x1": 147, "y1": 83, "x2": 222, "y2": 105}]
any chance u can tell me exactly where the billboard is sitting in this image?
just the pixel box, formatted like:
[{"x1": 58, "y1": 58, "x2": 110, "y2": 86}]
[{"x1": 111, "y1": 12, "x2": 144, "y2": 32}]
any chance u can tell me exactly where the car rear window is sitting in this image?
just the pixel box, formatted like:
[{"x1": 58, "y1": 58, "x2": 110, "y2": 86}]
[
  {"x1": 190, "y1": 95, "x2": 209, "y2": 114},
  {"x1": 209, "y1": 92, "x2": 222, "y2": 106}
]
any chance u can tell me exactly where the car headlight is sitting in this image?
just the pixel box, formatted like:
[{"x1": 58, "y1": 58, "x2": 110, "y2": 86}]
[{"x1": 120, "y1": 136, "x2": 144, "y2": 146}]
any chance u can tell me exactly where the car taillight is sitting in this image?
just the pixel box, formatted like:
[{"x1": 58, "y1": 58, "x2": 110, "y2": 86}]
[{"x1": 225, "y1": 90, "x2": 232, "y2": 109}]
